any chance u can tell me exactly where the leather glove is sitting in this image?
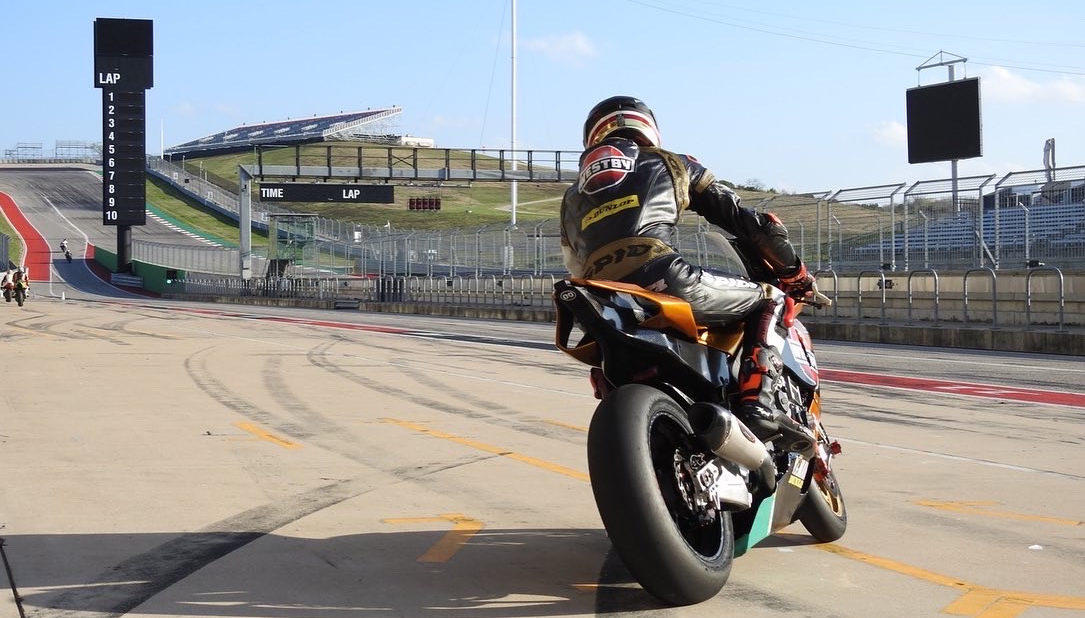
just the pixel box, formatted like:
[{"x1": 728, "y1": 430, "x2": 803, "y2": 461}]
[{"x1": 778, "y1": 263, "x2": 815, "y2": 301}]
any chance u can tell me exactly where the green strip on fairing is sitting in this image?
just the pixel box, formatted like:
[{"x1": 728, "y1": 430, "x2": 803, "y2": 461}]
[{"x1": 733, "y1": 494, "x2": 776, "y2": 557}]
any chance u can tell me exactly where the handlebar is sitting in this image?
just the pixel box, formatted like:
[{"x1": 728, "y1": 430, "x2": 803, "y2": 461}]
[{"x1": 790, "y1": 288, "x2": 833, "y2": 310}]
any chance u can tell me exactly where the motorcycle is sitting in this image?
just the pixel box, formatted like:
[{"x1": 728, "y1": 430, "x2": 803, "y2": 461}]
[
  {"x1": 3, "y1": 278, "x2": 27, "y2": 306},
  {"x1": 553, "y1": 235, "x2": 846, "y2": 605},
  {"x1": 65, "y1": 249, "x2": 73, "y2": 263}
]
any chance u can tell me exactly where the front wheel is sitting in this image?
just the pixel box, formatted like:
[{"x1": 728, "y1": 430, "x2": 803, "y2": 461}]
[
  {"x1": 14, "y1": 288, "x2": 25, "y2": 307},
  {"x1": 587, "y1": 384, "x2": 733, "y2": 605},
  {"x1": 798, "y1": 461, "x2": 847, "y2": 542}
]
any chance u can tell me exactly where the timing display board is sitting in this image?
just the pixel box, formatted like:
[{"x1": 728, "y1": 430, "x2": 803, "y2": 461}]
[
  {"x1": 94, "y1": 18, "x2": 153, "y2": 226},
  {"x1": 906, "y1": 77, "x2": 982, "y2": 164},
  {"x1": 100, "y1": 89, "x2": 147, "y2": 225},
  {"x1": 258, "y1": 183, "x2": 395, "y2": 203}
]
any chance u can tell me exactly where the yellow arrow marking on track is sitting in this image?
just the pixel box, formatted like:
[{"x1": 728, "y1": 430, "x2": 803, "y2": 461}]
[
  {"x1": 382, "y1": 513, "x2": 484, "y2": 563},
  {"x1": 916, "y1": 499, "x2": 1084, "y2": 527}
]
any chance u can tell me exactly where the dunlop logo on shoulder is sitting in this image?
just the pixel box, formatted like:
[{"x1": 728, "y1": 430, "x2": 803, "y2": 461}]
[{"x1": 581, "y1": 195, "x2": 640, "y2": 230}]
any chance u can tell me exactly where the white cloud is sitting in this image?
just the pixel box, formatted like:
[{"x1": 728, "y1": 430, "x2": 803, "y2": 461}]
[
  {"x1": 873, "y1": 120, "x2": 908, "y2": 147},
  {"x1": 522, "y1": 31, "x2": 596, "y2": 66},
  {"x1": 981, "y1": 66, "x2": 1085, "y2": 104},
  {"x1": 174, "y1": 101, "x2": 196, "y2": 116}
]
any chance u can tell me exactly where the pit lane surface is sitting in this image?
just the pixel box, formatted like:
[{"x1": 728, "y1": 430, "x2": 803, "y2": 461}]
[{"x1": 1, "y1": 298, "x2": 1082, "y2": 618}]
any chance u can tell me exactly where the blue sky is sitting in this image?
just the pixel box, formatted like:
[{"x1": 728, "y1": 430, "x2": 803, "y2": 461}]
[{"x1": 3, "y1": 0, "x2": 1083, "y2": 193}]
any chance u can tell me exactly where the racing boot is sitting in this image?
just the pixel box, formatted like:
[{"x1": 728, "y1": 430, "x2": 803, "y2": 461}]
[
  {"x1": 735, "y1": 347, "x2": 813, "y2": 453},
  {"x1": 734, "y1": 291, "x2": 814, "y2": 453}
]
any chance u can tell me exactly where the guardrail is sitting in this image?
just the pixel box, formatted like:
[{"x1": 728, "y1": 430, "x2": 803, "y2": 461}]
[{"x1": 169, "y1": 267, "x2": 1079, "y2": 333}]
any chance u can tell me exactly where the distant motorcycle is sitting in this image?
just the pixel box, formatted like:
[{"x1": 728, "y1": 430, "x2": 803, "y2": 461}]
[
  {"x1": 65, "y1": 249, "x2": 73, "y2": 263},
  {"x1": 3, "y1": 271, "x2": 28, "y2": 306},
  {"x1": 13, "y1": 279, "x2": 27, "y2": 306}
]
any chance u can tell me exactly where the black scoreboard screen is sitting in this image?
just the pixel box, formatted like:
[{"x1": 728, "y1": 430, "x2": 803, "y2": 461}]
[
  {"x1": 906, "y1": 78, "x2": 982, "y2": 164},
  {"x1": 94, "y1": 18, "x2": 152, "y2": 226}
]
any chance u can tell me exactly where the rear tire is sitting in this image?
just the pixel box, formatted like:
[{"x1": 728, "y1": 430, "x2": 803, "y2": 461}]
[{"x1": 587, "y1": 384, "x2": 733, "y2": 605}]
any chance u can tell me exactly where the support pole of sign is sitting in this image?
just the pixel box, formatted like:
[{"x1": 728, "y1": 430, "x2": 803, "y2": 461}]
[
  {"x1": 948, "y1": 61, "x2": 959, "y2": 214},
  {"x1": 239, "y1": 166, "x2": 252, "y2": 279},
  {"x1": 117, "y1": 225, "x2": 132, "y2": 272}
]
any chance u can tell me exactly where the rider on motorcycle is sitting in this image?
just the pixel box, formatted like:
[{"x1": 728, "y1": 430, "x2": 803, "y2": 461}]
[{"x1": 559, "y1": 96, "x2": 819, "y2": 445}]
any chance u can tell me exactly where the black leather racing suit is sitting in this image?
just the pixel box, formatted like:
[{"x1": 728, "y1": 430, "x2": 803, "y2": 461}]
[{"x1": 560, "y1": 136, "x2": 803, "y2": 325}]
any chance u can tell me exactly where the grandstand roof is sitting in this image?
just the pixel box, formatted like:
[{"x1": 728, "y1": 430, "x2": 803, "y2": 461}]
[{"x1": 164, "y1": 106, "x2": 402, "y2": 158}]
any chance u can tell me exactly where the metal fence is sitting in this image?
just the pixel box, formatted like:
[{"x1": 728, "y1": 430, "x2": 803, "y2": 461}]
[
  {"x1": 144, "y1": 156, "x2": 1085, "y2": 279},
  {"x1": 171, "y1": 266, "x2": 1079, "y2": 331}
]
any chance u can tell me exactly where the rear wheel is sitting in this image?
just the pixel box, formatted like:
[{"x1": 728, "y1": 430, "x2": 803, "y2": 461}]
[{"x1": 587, "y1": 384, "x2": 733, "y2": 605}]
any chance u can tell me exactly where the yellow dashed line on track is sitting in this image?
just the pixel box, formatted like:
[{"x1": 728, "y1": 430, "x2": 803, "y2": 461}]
[
  {"x1": 381, "y1": 418, "x2": 589, "y2": 481},
  {"x1": 385, "y1": 418, "x2": 1085, "y2": 615},
  {"x1": 542, "y1": 418, "x2": 589, "y2": 432},
  {"x1": 235, "y1": 421, "x2": 300, "y2": 449},
  {"x1": 916, "y1": 499, "x2": 1084, "y2": 527}
]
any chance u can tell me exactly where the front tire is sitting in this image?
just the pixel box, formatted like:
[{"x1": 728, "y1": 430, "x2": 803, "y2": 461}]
[
  {"x1": 798, "y1": 464, "x2": 847, "y2": 542},
  {"x1": 15, "y1": 289, "x2": 25, "y2": 307},
  {"x1": 587, "y1": 384, "x2": 733, "y2": 605}
]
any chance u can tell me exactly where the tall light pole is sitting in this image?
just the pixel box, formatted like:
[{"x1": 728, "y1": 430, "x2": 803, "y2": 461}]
[{"x1": 509, "y1": 0, "x2": 518, "y2": 228}]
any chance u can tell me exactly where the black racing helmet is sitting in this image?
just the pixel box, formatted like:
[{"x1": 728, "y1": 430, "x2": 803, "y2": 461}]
[{"x1": 582, "y1": 96, "x2": 661, "y2": 148}]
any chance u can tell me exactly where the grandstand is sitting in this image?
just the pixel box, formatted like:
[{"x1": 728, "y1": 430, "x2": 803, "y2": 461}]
[
  {"x1": 163, "y1": 106, "x2": 418, "y2": 158},
  {"x1": 849, "y1": 178, "x2": 1085, "y2": 270}
]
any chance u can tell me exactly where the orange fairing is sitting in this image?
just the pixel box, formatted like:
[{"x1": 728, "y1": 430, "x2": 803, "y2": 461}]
[
  {"x1": 808, "y1": 392, "x2": 822, "y2": 421},
  {"x1": 569, "y1": 278, "x2": 702, "y2": 341}
]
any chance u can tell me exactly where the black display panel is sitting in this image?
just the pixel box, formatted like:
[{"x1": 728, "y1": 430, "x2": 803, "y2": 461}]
[
  {"x1": 258, "y1": 183, "x2": 395, "y2": 203},
  {"x1": 95, "y1": 18, "x2": 152, "y2": 227},
  {"x1": 94, "y1": 18, "x2": 153, "y2": 57},
  {"x1": 906, "y1": 77, "x2": 982, "y2": 164}
]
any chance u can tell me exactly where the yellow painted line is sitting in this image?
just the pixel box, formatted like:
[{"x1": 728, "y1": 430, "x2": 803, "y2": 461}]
[
  {"x1": 382, "y1": 513, "x2": 483, "y2": 563},
  {"x1": 543, "y1": 419, "x2": 588, "y2": 432},
  {"x1": 916, "y1": 499, "x2": 1083, "y2": 527},
  {"x1": 809, "y1": 540, "x2": 1085, "y2": 616},
  {"x1": 383, "y1": 419, "x2": 1085, "y2": 614},
  {"x1": 380, "y1": 418, "x2": 589, "y2": 481},
  {"x1": 234, "y1": 421, "x2": 300, "y2": 449}
]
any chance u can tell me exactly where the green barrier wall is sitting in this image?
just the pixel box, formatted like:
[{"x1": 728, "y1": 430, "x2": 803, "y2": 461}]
[
  {"x1": 93, "y1": 244, "x2": 118, "y2": 272},
  {"x1": 133, "y1": 261, "x2": 185, "y2": 294},
  {"x1": 92, "y1": 245, "x2": 184, "y2": 294}
]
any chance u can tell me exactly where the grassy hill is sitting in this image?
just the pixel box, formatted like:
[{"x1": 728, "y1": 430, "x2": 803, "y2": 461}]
[{"x1": 163, "y1": 141, "x2": 789, "y2": 232}]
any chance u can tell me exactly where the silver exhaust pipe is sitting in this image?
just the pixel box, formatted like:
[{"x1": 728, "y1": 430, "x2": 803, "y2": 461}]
[{"x1": 688, "y1": 402, "x2": 776, "y2": 492}]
